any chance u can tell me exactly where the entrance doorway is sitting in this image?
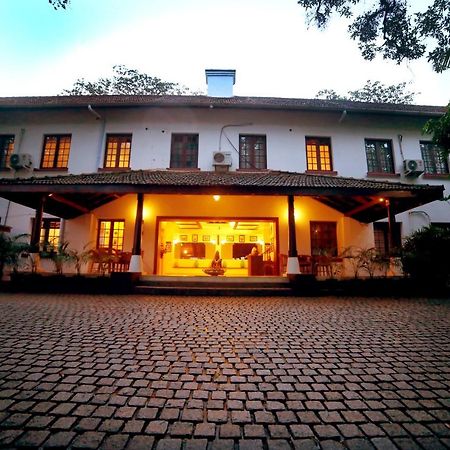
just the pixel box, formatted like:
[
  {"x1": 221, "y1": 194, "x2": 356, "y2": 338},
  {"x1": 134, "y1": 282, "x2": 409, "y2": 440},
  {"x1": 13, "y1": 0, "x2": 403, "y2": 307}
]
[{"x1": 156, "y1": 217, "x2": 279, "y2": 276}]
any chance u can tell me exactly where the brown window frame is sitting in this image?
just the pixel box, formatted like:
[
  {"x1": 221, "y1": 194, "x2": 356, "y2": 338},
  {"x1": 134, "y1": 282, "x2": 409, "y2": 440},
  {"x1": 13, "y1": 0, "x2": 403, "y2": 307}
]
[
  {"x1": 0, "y1": 135, "x2": 14, "y2": 170},
  {"x1": 40, "y1": 134, "x2": 71, "y2": 169},
  {"x1": 364, "y1": 139, "x2": 395, "y2": 174},
  {"x1": 239, "y1": 135, "x2": 267, "y2": 170},
  {"x1": 310, "y1": 221, "x2": 338, "y2": 257},
  {"x1": 170, "y1": 133, "x2": 199, "y2": 169},
  {"x1": 420, "y1": 141, "x2": 449, "y2": 175},
  {"x1": 103, "y1": 134, "x2": 132, "y2": 169},
  {"x1": 305, "y1": 136, "x2": 333, "y2": 172},
  {"x1": 373, "y1": 222, "x2": 402, "y2": 256},
  {"x1": 97, "y1": 219, "x2": 125, "y2": 252}
]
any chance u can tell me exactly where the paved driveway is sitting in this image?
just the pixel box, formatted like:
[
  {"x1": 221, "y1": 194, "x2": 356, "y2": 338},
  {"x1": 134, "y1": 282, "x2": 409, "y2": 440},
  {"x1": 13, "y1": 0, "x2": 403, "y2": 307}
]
[{"x1": 0, "y1": 294, "x2": 449, "y2": 450}]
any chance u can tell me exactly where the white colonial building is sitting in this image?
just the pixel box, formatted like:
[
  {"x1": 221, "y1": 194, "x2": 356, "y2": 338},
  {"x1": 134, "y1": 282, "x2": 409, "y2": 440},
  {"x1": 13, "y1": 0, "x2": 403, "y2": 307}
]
[{"x1": 0, "y1": 70, "x2": 447, "y2": 278}]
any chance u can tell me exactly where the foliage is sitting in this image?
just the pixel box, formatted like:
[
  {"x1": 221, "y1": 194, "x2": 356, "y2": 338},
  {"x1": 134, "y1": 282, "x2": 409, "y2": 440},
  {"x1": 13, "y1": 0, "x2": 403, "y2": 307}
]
[
  {"x1": 340, "y1": 246, "x2": 390, "y2": 278},
  {"x1": 423, "y1": 103, "x2": 450, "y2": 158},
  {"x1": 316, "y1": 80, "x2": 416, "y2": 104},
  {"x1": 0, "y1": 233, "x2": 30, "y2": 278},
  {"x1": 298, "y1": 0, "x2": 450, "y2": 73},
  {"x1": 61, "y1": 65, "x2": 193, "y2": 96},
  {"x1": 50, "y1": 241, "x2": 75, "y2": 274},
  {"x1": 402, "y1": 225, "x2": 450, "y2": 285},
  {"x1": 69, "y1": 243, "x2": 93, "y2": 276},
  {"x1": 49, "y1": 0, "x2": 69, "y2": 9}
]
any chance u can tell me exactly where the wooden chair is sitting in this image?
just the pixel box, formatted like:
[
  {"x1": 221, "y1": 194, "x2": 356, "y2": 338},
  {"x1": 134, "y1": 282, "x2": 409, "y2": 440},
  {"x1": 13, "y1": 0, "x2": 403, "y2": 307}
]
[
  {"x1": 314, "y1": 255, "x2": 333, "y2": 277},
  {"x1": 111, "y1": 251, "x2": 132, "y2": 272}
]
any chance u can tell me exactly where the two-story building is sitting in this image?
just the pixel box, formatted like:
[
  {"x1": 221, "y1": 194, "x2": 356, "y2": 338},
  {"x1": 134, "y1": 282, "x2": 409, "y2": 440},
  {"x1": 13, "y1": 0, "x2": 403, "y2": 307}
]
[{"x1": 0, "y1": 70, "x2": 447, "y2": 278}]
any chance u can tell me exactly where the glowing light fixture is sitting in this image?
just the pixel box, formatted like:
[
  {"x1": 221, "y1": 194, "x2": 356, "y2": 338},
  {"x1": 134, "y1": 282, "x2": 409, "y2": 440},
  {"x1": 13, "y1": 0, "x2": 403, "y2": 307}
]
[{"x1": 213, "y1": 195, "x2": 221, "y2": 201}]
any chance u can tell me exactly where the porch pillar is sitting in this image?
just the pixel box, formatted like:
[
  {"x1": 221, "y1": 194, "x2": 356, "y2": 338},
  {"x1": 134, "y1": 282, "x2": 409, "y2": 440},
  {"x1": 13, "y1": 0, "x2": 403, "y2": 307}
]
[
  {"x1": 287, "y1": 195, "x2": 300, "y2": 275},
  {"x1": 30, "y1": 194, "x2": 46, "y2": 272},
  {"x1": 386, "y1": 199, "x2": 397, "y2": 255},
  {"x1": 129, "y1": 193, "x2": 144, "y2": 273}
]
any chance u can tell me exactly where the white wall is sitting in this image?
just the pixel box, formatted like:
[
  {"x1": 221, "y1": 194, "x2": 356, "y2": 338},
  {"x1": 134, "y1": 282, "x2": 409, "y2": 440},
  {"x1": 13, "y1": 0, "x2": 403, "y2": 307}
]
[{"x1": 1, "y1": 106, "x2": 448, "y2": 241}]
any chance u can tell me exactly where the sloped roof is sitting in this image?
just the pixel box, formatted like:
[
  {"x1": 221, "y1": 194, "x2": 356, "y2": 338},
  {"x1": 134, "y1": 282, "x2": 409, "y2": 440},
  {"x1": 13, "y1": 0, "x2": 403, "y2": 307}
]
[
  {"x1": 0, "y1": 169, "x2": 443, "y2": 222},
  {"x1": 0, "y1": 95, "x2": 445, "y2": 117}
]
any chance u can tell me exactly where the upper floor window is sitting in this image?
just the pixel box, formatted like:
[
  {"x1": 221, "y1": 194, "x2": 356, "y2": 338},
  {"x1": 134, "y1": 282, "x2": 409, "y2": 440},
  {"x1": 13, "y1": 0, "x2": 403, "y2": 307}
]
[
  {"x1": 239, "y1": 135, "x2": 267, "y2": 169},
  {"x1": 365, "y1": 139, "x2": 394, "y2": 174},
  {"x1": 0, "y1": 135, "x2": 14, "y2": 169},
  {"x1": 40, "y1": 135, "x2": 71, "y2": 169},
  {"x1": 305, "y1": 137, "x2": 333, "y2": 171},
  {"x1": 104, "y1": 134, "x2": 131, "y2": 169},
  {"x1": 170, "y1": 134, "x2": 198, "y2": 169},
  {"x1": 97, "y1": 220, "x2": 125, "y2": 251},
  {"x1": 420, "y1": 141, "x2": 449, "y2": 175}
]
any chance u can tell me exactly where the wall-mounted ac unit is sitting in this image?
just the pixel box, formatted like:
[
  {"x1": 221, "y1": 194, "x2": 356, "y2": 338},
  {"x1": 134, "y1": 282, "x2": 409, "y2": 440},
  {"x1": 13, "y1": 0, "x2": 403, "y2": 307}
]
[
  {"x1": 213, "y1": 151, "x2": 232, "y2": 166},
  {"x1": 403, "y1": 159, "x2": 424, "y2": 177},
  {"x1": 9, "y1": 153, "x2": 33, "y2": 170}
]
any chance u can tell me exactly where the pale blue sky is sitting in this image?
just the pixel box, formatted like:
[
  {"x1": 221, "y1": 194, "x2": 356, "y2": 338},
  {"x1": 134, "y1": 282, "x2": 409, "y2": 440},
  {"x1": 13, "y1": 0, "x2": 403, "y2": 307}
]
[{"x1": 0, "y1": 0, "x2": 448, "y2": 104}]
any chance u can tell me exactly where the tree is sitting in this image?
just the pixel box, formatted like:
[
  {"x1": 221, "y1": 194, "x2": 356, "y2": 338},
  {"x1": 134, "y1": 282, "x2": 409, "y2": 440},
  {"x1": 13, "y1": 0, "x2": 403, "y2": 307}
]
[
  {"x1": 423, "y1": 103, "x2": 450, "y2": 157},
  {"x1": 316, "y1": 80, "x2": 416, "y2": 104},
  {"x1": 49, "y1": 0, "x2": 69, "y2": 9},
  {"x1": 297, "y1": 0, "x2": 450, "y2": 73},
  {"x1": 61, "y1": 65, "x2": 193, "y2": 96}
]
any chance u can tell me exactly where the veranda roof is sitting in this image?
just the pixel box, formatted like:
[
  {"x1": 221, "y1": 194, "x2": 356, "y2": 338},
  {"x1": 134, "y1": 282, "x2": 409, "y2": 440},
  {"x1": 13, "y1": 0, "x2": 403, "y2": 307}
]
[{"x1": 0, "y1": 170, "x2": 443, "y2": 222}]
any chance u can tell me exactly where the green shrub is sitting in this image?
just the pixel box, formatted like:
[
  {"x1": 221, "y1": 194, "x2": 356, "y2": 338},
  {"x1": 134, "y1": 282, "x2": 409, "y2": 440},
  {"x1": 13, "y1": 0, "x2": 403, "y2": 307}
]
[{"x1": 402, "y1": 226, "x2": 450, "y2": 286}]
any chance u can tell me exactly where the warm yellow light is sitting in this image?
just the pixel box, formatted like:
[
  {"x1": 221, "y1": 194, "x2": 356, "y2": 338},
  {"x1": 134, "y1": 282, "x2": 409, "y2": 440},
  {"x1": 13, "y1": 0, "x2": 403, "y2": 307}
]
[
  {"x1": 143, "y1": 205, "x2": 152, "y2": 220},
  {"x1": 213, "y1": 195, "x2": 221, "y2": 202},
  {"x1": 294, "y1": 209, "x2": 302, "y2": 221},
  {"x1": 379, "y1": 198, "x2": 384, "y2": 202},
  {"x1": 229, "y1": 221, "x2": 236, "y2": 228}
]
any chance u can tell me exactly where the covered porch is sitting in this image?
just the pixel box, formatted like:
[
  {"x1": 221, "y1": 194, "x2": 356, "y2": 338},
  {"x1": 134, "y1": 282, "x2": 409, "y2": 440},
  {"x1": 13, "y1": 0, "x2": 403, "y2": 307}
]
[{"x1": 0, "y1": 169, "x2": 443, "y2": 279}]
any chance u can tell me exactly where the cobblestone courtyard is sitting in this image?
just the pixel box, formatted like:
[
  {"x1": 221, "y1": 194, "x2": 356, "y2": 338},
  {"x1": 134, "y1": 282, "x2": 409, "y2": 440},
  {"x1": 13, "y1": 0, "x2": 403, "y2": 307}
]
[{"x1": 0, "y1": 294, "x2": 449, "y2": 450}]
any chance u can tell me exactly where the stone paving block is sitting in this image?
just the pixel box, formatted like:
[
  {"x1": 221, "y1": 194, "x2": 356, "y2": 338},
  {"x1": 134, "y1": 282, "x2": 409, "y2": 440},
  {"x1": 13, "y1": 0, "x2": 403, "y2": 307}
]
[
  {"x1": 43, "y1": 431, "x2": 77, "y2": 448},
  {"x1": 184, "y1": 439, "x2": 208, "y2": 450},
  {"x1": 125, "y1": 435, "x2": 155, "y2": 450},
  {"x1": 72, "y1": 431, "x2": 106, "y2": 449},
  {"x1": 155, "y1": 438, "x2": 182, "y2": 450},
  {"x1": 15, "y1": 430, "x2": 50, "y2": 447},
  {"x1": 239, "y1": 439, "x2": 264, "y2": 450},
  {"x1": 100, "y1": 434, "x2": 129, "y2": 450}
]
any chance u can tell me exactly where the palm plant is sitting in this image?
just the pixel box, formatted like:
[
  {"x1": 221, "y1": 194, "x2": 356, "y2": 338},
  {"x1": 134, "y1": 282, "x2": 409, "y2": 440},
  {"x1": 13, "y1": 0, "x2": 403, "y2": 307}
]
[{"x1": 0, "y1": 233, "x2": 30, "y2": 279}]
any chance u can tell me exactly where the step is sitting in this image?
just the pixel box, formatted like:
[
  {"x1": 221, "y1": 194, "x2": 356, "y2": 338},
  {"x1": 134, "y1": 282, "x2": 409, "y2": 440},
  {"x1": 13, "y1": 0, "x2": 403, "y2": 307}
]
[{"x1": 134, "y1": 285, "x2": 295, "y2": 296}]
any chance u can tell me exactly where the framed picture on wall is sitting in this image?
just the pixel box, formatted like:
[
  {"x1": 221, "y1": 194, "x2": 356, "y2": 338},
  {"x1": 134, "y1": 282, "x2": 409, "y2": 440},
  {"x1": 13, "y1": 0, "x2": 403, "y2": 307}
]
[
  {"x1": 250, "y1": 235, "x2": 257, "y2": 242},
  {"x1": 202, "y1": 235, "x2": 210, "y2": 242},
  {"x1": 239, "y1": 235, "x2": 245, "y2": 243},
  {"x1": 226, "y1": 235, "x2": 234, "y2": 242},
  {"x1": 180, "y1": 235, "x2": 188, "y2": 242},
  {"x1": 192, "y1": 234, "x2": 198, "y2": 242}
]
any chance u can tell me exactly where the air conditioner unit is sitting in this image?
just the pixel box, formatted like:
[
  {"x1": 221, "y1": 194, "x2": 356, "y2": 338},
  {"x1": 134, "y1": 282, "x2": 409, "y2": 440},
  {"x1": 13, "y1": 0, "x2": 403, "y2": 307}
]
[
  {"x1": 403, "y1": 159, "x2": 424, "y2": 177},
  {"x1": 213, "y1": 151, "x2": 232, "y2": 166},
  {"x1": 9, "y1": 153, "x2": 33, "y2": 170}
]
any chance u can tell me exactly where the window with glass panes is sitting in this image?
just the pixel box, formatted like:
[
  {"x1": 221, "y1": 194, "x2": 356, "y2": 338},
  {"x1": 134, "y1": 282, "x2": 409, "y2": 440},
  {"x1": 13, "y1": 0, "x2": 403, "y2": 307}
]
[
  {"x1": 420, "y1": 141, "x2": 449, "y2": 175},
  {"x1": 39, "y1": 218, "x2": 61, "y2": 250},
  {"x1": 0, "y1": 135, "x2": 14, "y2": 169},
  {"x1": 41, "y1": 135, "x2": 71, "y2": 169},
  {"x1": 97, "y1": 220, "x2": 125, "y2": 251},
  {"x1": 373, "y1": 222, "x2": 402, "y2": 255},
  {"x1": 305, "y1": 137, "x2": 333, "y2": 171},
  {"x1": 310, "y1": 221, "x2": 337, "y2": 256},
  {"x1": 104, "y1": 135, "x2": 132, "y2": 169},
  {"x1": 170, "y1": 134, "x2": 198, "y2": 168},
  {"x1": 365, "y1": 139, "x2": 394, "y2": 173},
  {"x1": 239, "y1": 135, "x2": 267, "y2": 169}
]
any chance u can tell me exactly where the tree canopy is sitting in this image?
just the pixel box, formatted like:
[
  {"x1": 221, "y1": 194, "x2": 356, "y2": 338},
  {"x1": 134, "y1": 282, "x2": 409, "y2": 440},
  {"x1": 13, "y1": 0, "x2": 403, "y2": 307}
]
[
  {"x1": 316, "y1": 80, "x2": 416, "y2": 104},
  {"x1": 61, "y1": 65, "x2": 194, "y2": 96},
  {"x1": 298, "y1": 0, "x2": 450, "y2": 72},
  {"x1": 49, "y1": 0, "x2": 69, "y2": 9},
  {"x1": 423, "y1": 103, "x2": 450, "y2": 157}
]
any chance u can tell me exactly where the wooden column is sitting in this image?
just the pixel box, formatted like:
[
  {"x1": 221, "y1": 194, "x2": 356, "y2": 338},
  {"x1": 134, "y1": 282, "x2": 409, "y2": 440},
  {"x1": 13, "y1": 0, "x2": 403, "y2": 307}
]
[
  {"x1": 129, "y1": 193, "x2": 144, "y2": 273},
  {"x1": 30, "y1": 195, "x2": 46, "y2": 253},
  {"x1": 287, "y1": 195, "x2": 300, "y2": 275},
  {"x1": 386, "y1": 199, "x2": 396, "y2": 254},
  {"x1": 30, "y1": 194, "x2": 46, "y2": 272}
]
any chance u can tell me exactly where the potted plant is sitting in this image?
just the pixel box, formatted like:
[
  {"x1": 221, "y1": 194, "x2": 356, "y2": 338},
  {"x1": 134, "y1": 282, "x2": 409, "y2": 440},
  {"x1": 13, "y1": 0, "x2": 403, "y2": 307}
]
[{"x1": 0, "y1": 233, "x2": 30, "y2": 280}]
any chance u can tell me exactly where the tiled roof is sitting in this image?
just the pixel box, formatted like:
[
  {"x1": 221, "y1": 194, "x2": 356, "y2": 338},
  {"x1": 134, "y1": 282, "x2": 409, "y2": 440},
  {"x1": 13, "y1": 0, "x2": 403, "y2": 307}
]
[
  {"x1": 0, "y1": 95, "x2": 445, "y2": 116},
  {"x1": 0, "y1": 169, "x2": 442, "y2": 193}
]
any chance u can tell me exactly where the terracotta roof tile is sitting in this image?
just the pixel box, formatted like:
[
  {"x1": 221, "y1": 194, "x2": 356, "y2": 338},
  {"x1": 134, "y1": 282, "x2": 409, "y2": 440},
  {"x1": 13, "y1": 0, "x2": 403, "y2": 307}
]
[
  {"x1": 0, "y1": 95, "x2": 445, "y2": 116},
  {"x1": 0, "y1": 169, "x2": 442, "y2": 194}
]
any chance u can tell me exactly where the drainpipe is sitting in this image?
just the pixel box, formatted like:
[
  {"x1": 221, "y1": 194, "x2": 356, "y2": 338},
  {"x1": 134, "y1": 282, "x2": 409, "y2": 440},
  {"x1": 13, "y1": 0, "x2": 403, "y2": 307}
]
[
  {"x1": 287, "y1": 195, "x2": 300, "y2": 275},
  {"x1": 129, "y1": 193, "x2": 144, "y2": 274},
  {"x1": 87, "y1": 105, "x2": 106, "y2": 169}
]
